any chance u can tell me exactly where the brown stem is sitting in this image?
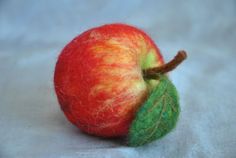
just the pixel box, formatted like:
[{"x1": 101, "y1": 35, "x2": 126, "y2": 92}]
[{"x1": 143, "y1": 50, "x2": 187, "y2": 79}]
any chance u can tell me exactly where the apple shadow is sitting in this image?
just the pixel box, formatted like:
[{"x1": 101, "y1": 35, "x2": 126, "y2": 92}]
[
  {"x1": 79, "y1": 129, "x2": 128, "y2": 147},
  {"x1": 53, "y1": 109, "x2": 127, "y2": 147}
]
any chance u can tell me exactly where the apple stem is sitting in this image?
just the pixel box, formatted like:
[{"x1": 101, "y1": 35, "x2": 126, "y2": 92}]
[{"x1": 143, "y1": 50, "x2": 187, "y2": 79}]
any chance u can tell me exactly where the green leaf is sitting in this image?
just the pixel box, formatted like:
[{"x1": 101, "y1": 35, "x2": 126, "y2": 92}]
[{"x1": 128, "y1": 75, "x2": 180, "y2": 146}]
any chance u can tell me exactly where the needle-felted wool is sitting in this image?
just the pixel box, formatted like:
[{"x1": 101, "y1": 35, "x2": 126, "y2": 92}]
[
  {"x1": 54, "y1": 23, "x2": 164, "y2": 137},
  {"x1": 128, "y1": 75, "x2": 180, "y2": 146},
  {"x1": 54, "y1": 23, "x2": 184, "y2": 146}
]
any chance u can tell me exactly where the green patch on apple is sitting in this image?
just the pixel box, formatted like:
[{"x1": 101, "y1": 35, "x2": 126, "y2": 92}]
[
  {"x1": 141, "y1": 49, "x2": 160, "y2": 93},
  {"x1": 141, "y1": 49, "x2": 157, "y2": 69}
]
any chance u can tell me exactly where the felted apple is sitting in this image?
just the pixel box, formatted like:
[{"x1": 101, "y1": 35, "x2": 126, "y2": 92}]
[{"x1": 54, "y1": 23, "x2": 187, "y2": 146}]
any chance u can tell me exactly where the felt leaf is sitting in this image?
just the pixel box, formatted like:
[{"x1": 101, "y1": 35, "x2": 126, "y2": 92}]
[{"x1": 128, "y1": 75, "x2": 180, "y2": 146}]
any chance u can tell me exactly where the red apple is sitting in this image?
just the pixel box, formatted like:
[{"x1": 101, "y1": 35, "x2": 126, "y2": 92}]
[{"x1": 54, "y1": 23, "x2": 165, "y2": 137}]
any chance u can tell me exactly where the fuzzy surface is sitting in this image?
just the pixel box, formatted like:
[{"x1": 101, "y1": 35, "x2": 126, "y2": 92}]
[
  {"x1": 128, "y1": 75, "x2": 180, "y2": 146},
  {"x1": 54, "y1": 23, "x2": 164, "y2": 137},
  {"x1": 2, "y1": 1, "x2": 236, "y2": 157}
]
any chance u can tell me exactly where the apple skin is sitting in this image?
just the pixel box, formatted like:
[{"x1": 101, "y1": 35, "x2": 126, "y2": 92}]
[{"x1": 54, "y1": 23, "x2": 164, "y2": 137}]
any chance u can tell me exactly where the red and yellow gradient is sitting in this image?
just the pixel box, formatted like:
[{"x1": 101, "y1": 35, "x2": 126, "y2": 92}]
[{"x1": 54, "y1": 24, "x2": 164, "y2": 137}]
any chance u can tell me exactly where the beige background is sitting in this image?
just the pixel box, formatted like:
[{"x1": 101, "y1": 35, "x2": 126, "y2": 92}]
[{"x1": 0, "y1": 0, "x2": 236, "y2": 157}]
